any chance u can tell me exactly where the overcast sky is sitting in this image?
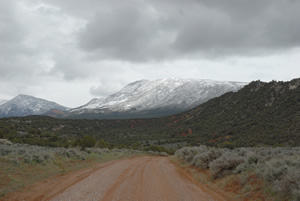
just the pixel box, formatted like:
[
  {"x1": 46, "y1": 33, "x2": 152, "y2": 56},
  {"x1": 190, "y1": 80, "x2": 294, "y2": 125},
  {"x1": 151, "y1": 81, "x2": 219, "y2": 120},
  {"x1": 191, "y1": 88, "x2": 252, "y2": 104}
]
[{"x1": 1, "y1": 0, "x2": 300, "y2": 107}]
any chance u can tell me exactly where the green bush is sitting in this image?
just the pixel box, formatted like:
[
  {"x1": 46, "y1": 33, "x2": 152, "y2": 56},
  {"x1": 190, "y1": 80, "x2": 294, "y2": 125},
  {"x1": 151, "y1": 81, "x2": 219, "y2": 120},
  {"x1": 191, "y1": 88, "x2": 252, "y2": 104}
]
[
  {"x1": 144, "y1": 145, "x2": 170, "y2": 154},
  {"x1": 79, "y1": 136, "x2": 96, "y2": 150}
]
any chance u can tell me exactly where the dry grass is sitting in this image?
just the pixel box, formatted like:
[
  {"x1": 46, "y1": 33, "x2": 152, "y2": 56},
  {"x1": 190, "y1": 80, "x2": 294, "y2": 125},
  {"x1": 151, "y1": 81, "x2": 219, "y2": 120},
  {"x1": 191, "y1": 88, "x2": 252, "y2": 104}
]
[{"x1": 0, "y1": 144, "x2": 147, "y2": 197}]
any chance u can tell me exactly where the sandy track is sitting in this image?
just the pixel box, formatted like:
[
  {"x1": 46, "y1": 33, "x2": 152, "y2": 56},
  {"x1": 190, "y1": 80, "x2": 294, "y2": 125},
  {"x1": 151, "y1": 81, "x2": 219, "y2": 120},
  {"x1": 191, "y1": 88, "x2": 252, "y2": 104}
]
[{"x1": 5, "y1": 156, "x2": 228, "y2": 201}]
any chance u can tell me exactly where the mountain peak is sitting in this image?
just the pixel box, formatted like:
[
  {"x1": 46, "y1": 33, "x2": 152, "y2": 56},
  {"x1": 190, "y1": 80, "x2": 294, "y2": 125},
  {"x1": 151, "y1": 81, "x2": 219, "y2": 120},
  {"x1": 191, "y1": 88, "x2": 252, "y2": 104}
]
[
  {"x1": 69, "y1": 78, "x2": 247, "y2": 118},
  {"x1": 118, "y1": 79, "x2": 150, "y2": 94},
  {"x1": 16, "y1": 94, "x2": 36, "y2": 98},
  {"x1": 13, "y1": 94, "x2": 44, "y2": 101},
  {"x1": 13, "y1": 94, "x2": 30, "y2": 99},
  {"x1": 0, "y1": 94, "x2": 68, "y2": 118}
]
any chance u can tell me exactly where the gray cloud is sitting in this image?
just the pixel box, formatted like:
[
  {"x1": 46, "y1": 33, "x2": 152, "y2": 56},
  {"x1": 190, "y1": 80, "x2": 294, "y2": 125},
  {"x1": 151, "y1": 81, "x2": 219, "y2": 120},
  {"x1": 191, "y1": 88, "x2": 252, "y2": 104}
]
[
  {"x1": 71, "y1": 0, "x2": 300, "y2": 60},
  {"x1": 37, "y1": 0, "x2": 300, "y2": 61},
  {"x1": 0, "y1": 0, "x2": 35, "y2": 80},
  {"x1": 80, "y1": 5, "x2": 149, "y2": 60},
  {"x1": 0, "y1": 1, "x2": 23, "y2": 59},
  {"x1": 1, "y1": 0, "x2": 300, "y2": 107},
  {"x1": 90, "y1": 82, "x2": 124, "y2": 97},
  {"x1": 0, "y1": 1, "x2": 24, "y2": 44}
]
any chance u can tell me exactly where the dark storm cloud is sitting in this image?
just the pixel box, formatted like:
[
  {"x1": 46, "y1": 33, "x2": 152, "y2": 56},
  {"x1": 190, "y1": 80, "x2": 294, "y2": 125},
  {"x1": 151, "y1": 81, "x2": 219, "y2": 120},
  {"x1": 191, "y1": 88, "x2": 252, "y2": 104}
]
[
  {"x1": 2, "y1": 0, "x2": 299, "y2": 68},
  {"x1": 1, "y1": 0, "x2": 300, "y2": 106},
  {"x1": 80, "y1": 4, "x2": 151, "y2": 60},
  {"x1": 173, "y1": 0, "x2": 300, "y2": 53},
  {"x1": 69, "y1": 0, "x2": 300, "y2": 60}
]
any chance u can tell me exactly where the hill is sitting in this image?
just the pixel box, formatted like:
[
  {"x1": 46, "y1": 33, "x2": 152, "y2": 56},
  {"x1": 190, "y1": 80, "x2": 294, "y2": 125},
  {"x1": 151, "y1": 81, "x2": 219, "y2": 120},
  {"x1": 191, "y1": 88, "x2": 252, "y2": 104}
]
[
  {"x1": 66, "y1": 78, "x2": 246, "y2": 119},
  {"x1": 0, "y1": 78, "x2": 299, "y2": 148},
  {"x1": 168, "y1": 78, "x2": 300, "y2": 147},
  {"x1": 2, "y1": 79, "x2": 246, "y2": 119},
  {"x1": 0, "y1": 95, "x2": 68, "y2": 118}
]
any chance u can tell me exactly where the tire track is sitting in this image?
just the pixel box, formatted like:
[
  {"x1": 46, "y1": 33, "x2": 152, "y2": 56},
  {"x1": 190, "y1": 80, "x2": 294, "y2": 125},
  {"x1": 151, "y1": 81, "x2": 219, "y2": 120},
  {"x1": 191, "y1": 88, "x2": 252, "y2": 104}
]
[
  {"x1": 100, "y1": 157, "x2": 152, "y2": 201},
  {"x1": 5, "y1": 156, "x2": 228, "y2": 201}
]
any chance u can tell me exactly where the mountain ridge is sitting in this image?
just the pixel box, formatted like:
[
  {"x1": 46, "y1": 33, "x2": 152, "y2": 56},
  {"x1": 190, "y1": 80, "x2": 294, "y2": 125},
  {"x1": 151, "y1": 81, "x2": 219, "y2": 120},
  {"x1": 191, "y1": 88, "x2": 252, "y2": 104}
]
[
  {"x1": 0, "y1": 100, "x2": 7, "y2": 106},
  {"x1": 0, "y1": 94, "x2": 68, "y2": 118},
  {"x1": 0, "y1": 78, "x2": 299, "y2": 148},
  {"x1": 67, "y1": 78, "x2": 247, "y2": 119},
  {"x1": 165, "y1": 78, "x2": 300, "y2": 147},
  {"x1": 0, "y1": 78, "x2": 247, "y2": 119}
]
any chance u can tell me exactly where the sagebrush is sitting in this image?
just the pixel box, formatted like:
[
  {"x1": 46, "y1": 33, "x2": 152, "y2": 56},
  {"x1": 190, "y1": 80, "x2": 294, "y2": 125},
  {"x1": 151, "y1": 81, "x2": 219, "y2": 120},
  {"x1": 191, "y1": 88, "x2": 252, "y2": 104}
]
[{"x1": 175, "y1": 146, "x2": 300, "y2": 200}]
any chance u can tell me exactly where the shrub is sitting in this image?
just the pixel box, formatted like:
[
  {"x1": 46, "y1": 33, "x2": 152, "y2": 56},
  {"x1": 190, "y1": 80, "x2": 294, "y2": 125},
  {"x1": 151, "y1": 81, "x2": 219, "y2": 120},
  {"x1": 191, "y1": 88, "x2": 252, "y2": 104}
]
[
  {"x1": 79, "y1": 136, "x2": 97, "y2": 150},
  {"x1": 175, "y1": 145, "x2": 300, "y2": 200},
  {"x1": 209, "y1": 152, "x2": 244, "y2": 179},
  {"x1": 273, "y1": 167, "x2": 300, "y2": 199},
  {"x1": 192, "y1": 148, "x2": 221, "y2": 169},
  {"x1": 0, "y1": 143, "x2": 149, "y2": 165},
  {"x1": 257, "y1": 158, "x2": 289, "y2": 182},
  {"x1": 175, "y1": 146, "x2": 208, "y2": 163}
]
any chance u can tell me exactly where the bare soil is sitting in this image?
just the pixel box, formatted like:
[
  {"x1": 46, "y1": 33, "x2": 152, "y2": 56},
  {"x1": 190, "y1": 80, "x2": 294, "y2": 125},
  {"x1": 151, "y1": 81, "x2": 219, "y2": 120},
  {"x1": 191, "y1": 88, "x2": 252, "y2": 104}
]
[{"x1": 4, "y1": 156, "x2": 228, "y2": 201}]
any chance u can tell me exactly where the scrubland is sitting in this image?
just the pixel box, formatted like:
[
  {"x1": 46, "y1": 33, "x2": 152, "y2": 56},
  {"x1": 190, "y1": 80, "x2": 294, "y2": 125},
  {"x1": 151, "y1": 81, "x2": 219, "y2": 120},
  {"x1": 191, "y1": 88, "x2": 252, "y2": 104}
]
[
  {"x1": 175, "y1": 146, "x2": 300, "y2": 201},
  {"x1": 0, "y1": 143, "x2": 146, "y2": 197}
]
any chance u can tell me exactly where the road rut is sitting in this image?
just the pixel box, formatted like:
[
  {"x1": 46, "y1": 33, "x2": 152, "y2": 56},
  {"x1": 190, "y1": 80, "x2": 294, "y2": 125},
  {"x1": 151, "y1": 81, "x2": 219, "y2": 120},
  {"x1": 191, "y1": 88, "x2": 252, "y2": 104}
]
[{"x1": 6, "y1": 156, "x2": 228, "y2": 201}]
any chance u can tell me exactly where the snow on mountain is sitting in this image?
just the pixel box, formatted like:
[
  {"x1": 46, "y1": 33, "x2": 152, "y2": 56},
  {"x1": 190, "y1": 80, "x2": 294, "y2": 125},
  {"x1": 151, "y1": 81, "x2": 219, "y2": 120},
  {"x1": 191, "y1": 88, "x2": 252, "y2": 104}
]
[
  {"x1": 0, "y1": 100, "x2": 7, "y2": 106},
  {"x1": 0, "y1": 94, "x2": 68, "y2": 117},
  {"x1": 70, "y1": 78, "x2": 247, "y2": 117}
]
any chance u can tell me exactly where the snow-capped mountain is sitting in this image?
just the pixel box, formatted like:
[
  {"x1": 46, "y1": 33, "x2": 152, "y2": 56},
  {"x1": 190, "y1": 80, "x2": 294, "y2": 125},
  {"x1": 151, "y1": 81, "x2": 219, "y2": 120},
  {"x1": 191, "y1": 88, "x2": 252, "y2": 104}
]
[
  {"x1": 0, "y1": 94, "x2": 68, "y2": 117},
  {"x1": 69, "y1": 78, "x2": 247, "y2": 118},
  {"x1": 0, "y1": 100, "x2": 7, "y2": 106}
]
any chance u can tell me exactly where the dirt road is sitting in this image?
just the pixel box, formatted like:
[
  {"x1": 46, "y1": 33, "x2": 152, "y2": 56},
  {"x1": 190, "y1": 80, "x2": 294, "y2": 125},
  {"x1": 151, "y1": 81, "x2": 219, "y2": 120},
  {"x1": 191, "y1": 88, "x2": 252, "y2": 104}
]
[{"x1": 6, "y1": 156, "x2": 228, "y2": 201}]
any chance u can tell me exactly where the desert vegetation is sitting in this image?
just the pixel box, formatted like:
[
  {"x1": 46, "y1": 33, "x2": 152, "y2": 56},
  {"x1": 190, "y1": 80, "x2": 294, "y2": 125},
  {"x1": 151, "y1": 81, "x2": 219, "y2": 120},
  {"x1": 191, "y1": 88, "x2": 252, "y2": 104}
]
[
  {"x1": 0, "y1": 79, "x2": 300, "y2": 150},
  {"x1": 1, "y1": 79, "x2": 300, "y2": 151},
  {"x1": 175, "y1": 145, "x2": 300, "y2": 201},
  {"x1": 0, "y1": 143, "x2": 147, "y2": 197}
]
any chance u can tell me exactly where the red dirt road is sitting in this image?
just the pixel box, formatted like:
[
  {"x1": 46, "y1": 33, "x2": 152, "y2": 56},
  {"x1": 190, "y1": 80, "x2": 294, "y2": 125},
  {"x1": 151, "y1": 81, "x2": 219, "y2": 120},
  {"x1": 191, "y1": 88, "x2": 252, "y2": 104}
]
[{"x1": 5, "y1": 156, "x2": 228, "y2": 201}]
